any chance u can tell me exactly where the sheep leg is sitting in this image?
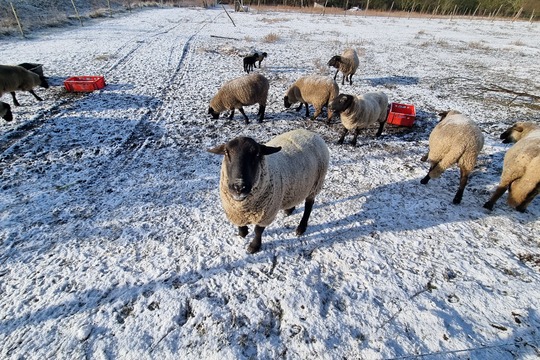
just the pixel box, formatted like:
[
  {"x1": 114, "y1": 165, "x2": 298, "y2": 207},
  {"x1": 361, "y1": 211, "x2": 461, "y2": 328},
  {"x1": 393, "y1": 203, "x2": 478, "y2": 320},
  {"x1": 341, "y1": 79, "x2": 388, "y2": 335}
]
[
  {"x1": 375, "y1": 121, "x2": 385, "y2": 137},
  {"x1": 311, "y1": 107, "x2": 322, "y2": 121},
  {"x1": 351, "y1": 129, "x2": 360, "y2": 146},
  {"x1": 452, "y1": 168, "x2": 469, "y2": 204},
  {"x1": 515, "y1": 182, "x2": 539, "y2": 213},
  {"x1": 29, "y1": 90, "x2": 43, "y2": 102},
  {"x1": 257, "y1": 104, "x2": 265, "y2": 123},
  {"x1": 421, "y1": 162, "x2": 438, "y2": 184},
  {"x1": 304, "y1": 104, "x2": 310, "y2": 118},
  {"x1": 483, "y1": 185, "x2": 508, "y2": 210},
  {"x1": 247, "y1": 225, "x2": 265, "y2": 254},
  {"x1": 348, "y1": 74, "x2": 353, "y2": 85},
  {"x1": 284, "y1": 207, "x2": 295, "y2": 216},
  {"x1": 10, "y1": 92, "x2": 21, "y2": 107},
  {"x1": 228, "y1": 109, "x2": 236, "y2": 120},
  {"x1": 337, "y1": 127, "x2": 348, "y2": 145},
  {"x1": 296, "y1": 198, "x2": 314, "y2": 236},
  {"x1": 333, "y1": 69, "x2": 339, "y2": 81},
  {"x1": 238, "y1": 226, "x2": 249, "y2": 238},
  {"x1": 295, "y1": 103, "x2": 303, "y2": 112},
  {"x1": 238, "y1": 107, "x2": 250, "y2": 124}
]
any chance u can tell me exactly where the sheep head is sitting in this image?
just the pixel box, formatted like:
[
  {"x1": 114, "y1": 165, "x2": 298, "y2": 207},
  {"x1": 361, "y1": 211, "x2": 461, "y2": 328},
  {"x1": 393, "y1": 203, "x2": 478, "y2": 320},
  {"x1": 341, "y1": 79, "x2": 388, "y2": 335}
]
[
  {"x1": 283, "y1": 95, "x2": 292, "y2": 109},
  {"x1": 39, "y1": 75, "x2": 50, "y2": 89},
  {"x1": 500, "y1": 122, "x2": 539, "y2": 143},
  {"x1": 438, "y1": 110, "x2": 461, "y2": 121},
  {"x1": 0, "y1": 103, "x2": 13, "y2": 122},
  {"x1": 327, "y1": 55, "x2": 342, "y2": 68},
  {"x1": 208, "y1": 137, "x2": 281, "y2": 201},
  {"x1": 329, "y1": 93, "x2": 354, "y2": 113},
  {"x1": 208, "y1": 106, "x2": 220, "y2": 119}
]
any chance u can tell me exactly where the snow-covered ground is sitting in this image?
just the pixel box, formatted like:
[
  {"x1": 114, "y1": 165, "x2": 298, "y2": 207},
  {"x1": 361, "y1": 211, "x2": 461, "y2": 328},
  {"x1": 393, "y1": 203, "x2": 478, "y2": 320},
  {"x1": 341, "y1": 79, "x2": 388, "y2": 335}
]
[{"x1": 1, "y1": 6, "x2": 539, "y2": 359}]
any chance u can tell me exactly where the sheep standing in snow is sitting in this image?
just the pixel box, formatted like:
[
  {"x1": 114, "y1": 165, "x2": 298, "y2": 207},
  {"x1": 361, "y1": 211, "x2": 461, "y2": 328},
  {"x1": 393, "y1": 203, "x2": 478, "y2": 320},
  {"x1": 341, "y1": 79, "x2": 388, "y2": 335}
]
[
  {"x1": 243, "y1": 54, "x2": 258, "y2": 73},
  {"x1": 420, "y1": 110, "x2": 484, "y2": 205},
  {"x1": 327, "y1": 48, "x2": 359, "y2": 85},
  {"x1": 329, "y1": 91, "x2": 389, "y2": 146},
  {"x1": 0, "y1": 101, "x2": 13, "y2": 122},
  {"x1": 254, "y1": 52, "x2": 267, "y2": 68},
  {"x1": 483, "y1": 122, "x2": 540, "y2": 212},
  {"x1": 0, "y1": 65, "x2": 49, "y2": 106},
  {"x1": 208, "y1": 73, "x2": 269, "y2": 124},
  {"x1": 283, "y1": 75, "x2": 339, "y2": 122},
  {"x1": 208, "y1": 129, "x2": 330, "y2": 254}
]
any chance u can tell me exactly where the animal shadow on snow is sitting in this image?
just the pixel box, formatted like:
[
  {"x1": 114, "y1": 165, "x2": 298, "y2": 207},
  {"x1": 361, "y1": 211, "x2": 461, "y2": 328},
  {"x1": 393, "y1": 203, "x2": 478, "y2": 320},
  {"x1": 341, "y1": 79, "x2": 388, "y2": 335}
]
[{"x1": 365, "y1": 76, "x2": 419, "y2": 87}]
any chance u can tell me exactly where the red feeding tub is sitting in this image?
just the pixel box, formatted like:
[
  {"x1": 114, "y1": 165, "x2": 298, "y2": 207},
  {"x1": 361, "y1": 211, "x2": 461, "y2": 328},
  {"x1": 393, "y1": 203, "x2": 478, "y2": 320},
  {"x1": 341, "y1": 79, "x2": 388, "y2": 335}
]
[{"x1": 64, "y1": 76, "x2": 106, "y2": 92}]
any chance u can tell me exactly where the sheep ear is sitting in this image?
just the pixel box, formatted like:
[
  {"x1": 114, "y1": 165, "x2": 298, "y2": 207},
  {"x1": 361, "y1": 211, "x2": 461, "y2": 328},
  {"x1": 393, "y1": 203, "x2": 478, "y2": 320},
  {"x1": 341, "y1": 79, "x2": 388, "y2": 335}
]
[
  {"x1": 208, "y1": 144, "x2": 226, "y2": 155},
  {"x1": 438, "y1": 111, "x2": 449, "y2": 120},
  {"x1": 260, "y1": 145, "x2": 281, "y2": 156}
]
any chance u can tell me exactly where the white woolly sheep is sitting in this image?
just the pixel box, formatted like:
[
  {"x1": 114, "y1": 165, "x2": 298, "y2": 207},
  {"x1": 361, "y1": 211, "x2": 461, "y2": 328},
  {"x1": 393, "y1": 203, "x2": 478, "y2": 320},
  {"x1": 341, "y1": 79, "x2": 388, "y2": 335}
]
[
  {"x1": 208, "y1": 128, "x2": 330, "y2": 254},
  {"x1": 329, "y1": 91, "x2": 389, "y2": 146},
  {"x1": 208, "y1": 73, "x2": 269, "y2": 124},
  {"x1": 0, "y1": 65, "x2": 49, "y2": 106},
  {"x1": 327, "y1": 48, "x2": 359, "y2": 85},
  {"x1": 0, "y1": 101, "x2": 13, "y2": 122},
  {"x1": 483, "y1": 122, "x2": 540, "y2": 212},
  {"x1": 420, "y1": 110, "x2": 484, "y2": 205},
  {"x1": 283, "y1": 75, "x2": 339, "y2": 122}
]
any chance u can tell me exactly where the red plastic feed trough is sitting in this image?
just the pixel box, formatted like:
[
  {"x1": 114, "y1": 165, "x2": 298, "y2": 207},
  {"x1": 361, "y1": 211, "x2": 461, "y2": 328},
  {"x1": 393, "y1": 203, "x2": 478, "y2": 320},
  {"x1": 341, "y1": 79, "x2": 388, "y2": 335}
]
[
  {"x1": 387, "y1": 102, "x2": 416, "y2": 127},
  {"x1": 64, "y1": 76, "x2": 106, "y2": 92}
]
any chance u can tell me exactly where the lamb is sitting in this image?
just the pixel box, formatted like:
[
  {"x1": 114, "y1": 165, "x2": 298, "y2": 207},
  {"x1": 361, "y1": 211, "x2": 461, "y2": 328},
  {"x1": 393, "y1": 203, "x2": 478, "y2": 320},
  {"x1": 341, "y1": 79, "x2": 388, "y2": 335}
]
[
  {"x1": 0, "y1": 64, "x2": 49, "y2": 106},
  {"x1": 208, "y1": 73, "x2": 269, "y2": 124},
  {"x1": 208, "y1": 128, "x2": 330, "y2": 254},
  {"x1": 329, "y1": 91, "x2": 389, "y2": 146},
  {"x1": 283, "y1": 75, "x2": 339, "y2": 122},
  {"x1": 483, "y1": 122, "x2": 540, "y2": 212},
  {"x1": 0, "y1": 101, "x2": 13, "y2": 122},
  {"x1": 254, "y1": 52, "x2": 267, "y2": 68},
  {"x1": 327, "y1": 48, "x2": 360, "y2": 85},
  {"x1": 243, "y1": 54, "x2": 258, "y2": 74},
  {"x1": 420, "y1": 110, "x2": 484, "y2": 205}
]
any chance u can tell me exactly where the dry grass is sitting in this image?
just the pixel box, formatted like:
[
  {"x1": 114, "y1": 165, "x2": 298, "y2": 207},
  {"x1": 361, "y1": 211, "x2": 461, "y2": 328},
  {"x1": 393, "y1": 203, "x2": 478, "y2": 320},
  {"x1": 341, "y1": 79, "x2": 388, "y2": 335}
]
[
  {"x1": 467, "y1": 40, "x2": 492, "y2": 50},
  {"x1": 263, "y1": 32, "x2": 280, "y2": 43}
]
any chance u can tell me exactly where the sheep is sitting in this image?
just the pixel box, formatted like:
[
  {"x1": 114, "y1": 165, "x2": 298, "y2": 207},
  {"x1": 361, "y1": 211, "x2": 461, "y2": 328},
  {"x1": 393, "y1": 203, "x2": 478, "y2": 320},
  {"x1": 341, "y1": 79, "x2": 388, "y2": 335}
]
[
  {"x1": 208, "y1": 128, "x2": 330, "y2": 254},
  {"x1": 0, "y1": 101, "x2": 13, "y2": 122},
  {"x1": 0, "y1": 64, "x2": 49, "y2": 106},
  {"x1": 254, "y1": 52, "x2": 267, "y2": 68},
  {"x1": 420, "y1": 110, "x2": 484, "y2": 205},
  {"x1": 329, "y1": 91, "x2": 389, "y2": 146},
  {"x1": 208, "y1": 73, "x2": 269, "y2": 124},
  {"x1": 283, "y1": 75, "x2": 339, "y2": 122},
  {"x1": 327, "y1": 48, "x2": 359, "y2": 85},
  {"x1": 483, "y1": 122, "x2": 540, "y2": 212},
  {"x1": 243, "y1": 54, "x2": 258, "y2": 74}
]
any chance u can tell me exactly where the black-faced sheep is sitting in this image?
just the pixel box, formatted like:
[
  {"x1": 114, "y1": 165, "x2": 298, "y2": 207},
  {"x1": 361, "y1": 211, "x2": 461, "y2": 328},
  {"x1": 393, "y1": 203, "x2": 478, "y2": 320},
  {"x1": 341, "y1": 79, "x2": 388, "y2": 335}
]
[
  {"x1": 208, "y1": 129, "x2": 330, "y2": 254},
  {"x1": 0, "y1": 101, "x2": 13, "y2": 122},
  {"x1": 283, "y1": 75, "x2": 339, "y2": 122},
  {"x1": 208, "y1": 73, "x2": 269, "y2": 124},
  {"x1": 0, "y1": 65, "x2": 49, "y2": 106},
  {"x1": 420, "y1": 110, "x2": 484, "y2": 205},
  {"x1": 254, "y1": 52, "x2": 267, "y2": 68},
  {"x1": 329, "y1": 91, "x2": 389, "y2": 146},
  {"x1": 327, "y1": 48, "x2": 359, "y2": 86},
  {"x1": 243, "y1": 54, "x2": 258, "y2": 74},
  {"x1": 483, "y1": 122, "x2": 540, "y2": 212}
]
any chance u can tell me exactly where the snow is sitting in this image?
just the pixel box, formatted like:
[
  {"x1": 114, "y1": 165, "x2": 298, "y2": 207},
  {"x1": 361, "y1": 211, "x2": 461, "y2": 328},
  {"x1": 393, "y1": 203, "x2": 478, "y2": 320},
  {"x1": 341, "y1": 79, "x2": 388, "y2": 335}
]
[{"x1": 1, "y1": 6, "x2": 540, "y2": 359}]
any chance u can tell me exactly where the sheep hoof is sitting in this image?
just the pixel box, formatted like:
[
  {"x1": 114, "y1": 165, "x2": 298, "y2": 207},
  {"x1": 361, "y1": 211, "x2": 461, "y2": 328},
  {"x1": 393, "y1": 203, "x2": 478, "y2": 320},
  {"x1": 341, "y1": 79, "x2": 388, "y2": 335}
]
[
  {"x1": 247, "y1": 243, "x2": 260, "y2": 254},
  {"x1": 483, "y1": 202, "x2": 493, "y2": 211},
  {"x1": 516, "y1": 205, "x2": 527, "y2": 213},
  {"x1": 295, "y1": 225, "x2": 306, "y2": 236},
  {"x1": 420, "y1": 176, "x2": 430, "y2": 185},
  {"x1": 452, "y1": 197, "x2": 462, "y2": 205},
  {"x1": 238, "y1": 226, "x2": 249, "y2": 238},
  {"x1": 284, "y1": 207, "x2": 295, "y2": 216}
]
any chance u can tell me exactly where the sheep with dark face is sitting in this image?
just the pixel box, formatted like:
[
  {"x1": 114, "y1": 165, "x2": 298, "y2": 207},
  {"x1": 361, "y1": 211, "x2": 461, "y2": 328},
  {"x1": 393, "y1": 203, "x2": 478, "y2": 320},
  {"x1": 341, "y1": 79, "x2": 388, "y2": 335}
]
[
  {"x1": 0, "y1": 65, "x2": 49, "y2": 106},
  {"x1": 483, "y1": 122, "x2": 540, "y2": 212},
  {"x1": 0, "y1": 101, "x2": 13, "y2": 122},
  {"x1": 329, "y1": 91, "x2": 389, "y2": 146},
  {"x1": 327, "y1": 48, "x2": 359, "y2": 85},
  {"x1": 208, "y1": 73, "x2": 269, "y2": 124},
  {"x1": 283, "y1": 75, "x2": 339, "y2": 122},
  {"x1": 421, "y1": 110, "x2": 484, "y2": 205},
  {"x1": 208, "y1": 129, "x2": 330, "y2": 254},
  {"x1": 254, "y1": 52, "x2": 267, "y2": 68}
]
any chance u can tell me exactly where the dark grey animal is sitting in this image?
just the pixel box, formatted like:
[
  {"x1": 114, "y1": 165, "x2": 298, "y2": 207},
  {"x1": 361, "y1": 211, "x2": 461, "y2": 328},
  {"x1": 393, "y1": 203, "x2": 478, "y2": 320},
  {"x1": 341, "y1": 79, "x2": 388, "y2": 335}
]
[
  {"x1": 254, "y1": 52, "x2": 267, "y2": 68},
  {"x1": 0, "y1": 65, "x2": 49, "y2": 106},
  {"x1": 0, "y1": 101, "x2": 13, "y2": 121},
  {"x1": 243, "y1": 54, "x2": 258, "y2": 73}
]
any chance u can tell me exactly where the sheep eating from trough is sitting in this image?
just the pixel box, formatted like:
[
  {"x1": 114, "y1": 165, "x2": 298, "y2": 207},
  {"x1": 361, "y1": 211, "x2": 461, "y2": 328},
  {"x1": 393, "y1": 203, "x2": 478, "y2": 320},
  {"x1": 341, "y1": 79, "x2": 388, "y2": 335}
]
[
  {"x1": 208, "y1": 73, "x2": 269, "y2": 124},
  {"x1": 420, "y1": 110, "x2": 484, "y2": 205},
  {"x1": 0, "y1": 65, "x2": 49, "y2": 106},
  {"x1": 329, "y1": 91, "x2": 389, "y2": 146},
  {"x1": 283, "y1": 75, "x2": 339, "y2": 122},
  {"x1": 483, "y1": 122, "x2": 540, "y2": 212},
  {"x1": 327, "y1": 48, "x2": 359, "y2": 85},
  {"x1": 0, "y1": 101, "x2": 13, "y2": 122},
  {"x1": 208, "y1": 128, "x2": 330, "y2": 254}
]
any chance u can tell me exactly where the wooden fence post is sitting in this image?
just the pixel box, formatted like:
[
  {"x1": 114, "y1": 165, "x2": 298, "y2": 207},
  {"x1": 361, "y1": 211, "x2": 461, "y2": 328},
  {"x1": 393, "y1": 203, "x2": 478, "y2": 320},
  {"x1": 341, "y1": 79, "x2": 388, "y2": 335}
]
[
  {"x1": 70, "y1": 0, "x2": 83, "y2": 26},
  {"x1": 9, "y1": 2, "x2": 24, "y2": 38}
]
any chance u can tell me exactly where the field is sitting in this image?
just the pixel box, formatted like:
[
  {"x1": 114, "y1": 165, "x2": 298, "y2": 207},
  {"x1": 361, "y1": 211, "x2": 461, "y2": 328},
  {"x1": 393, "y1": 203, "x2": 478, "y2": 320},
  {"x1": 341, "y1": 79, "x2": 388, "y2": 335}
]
[{"x1": 1, "y1": 5, "x2": 540, "y2": 359}]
